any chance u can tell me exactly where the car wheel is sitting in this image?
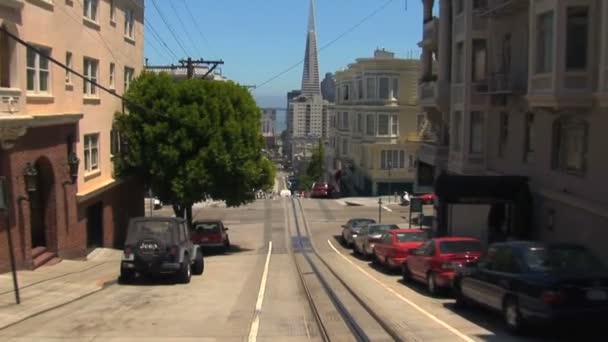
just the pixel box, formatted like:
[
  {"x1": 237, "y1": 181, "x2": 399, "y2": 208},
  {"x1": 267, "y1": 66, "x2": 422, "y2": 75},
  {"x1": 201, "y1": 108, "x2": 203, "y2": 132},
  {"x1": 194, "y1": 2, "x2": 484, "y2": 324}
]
[
  {"x1": 118, "y1": 269, "x2": 135, "y2": 284},
  {"x1": 401, "y1": 264, "x2": 411, "y2": 282},
  {"x1": 192, "y1": 250, "x2": 204, "y2": 275},
  {"x1": 427, "y1": 272, "x2": 438, "y2": 295},
  {"x1": 503, "y1": 298, "x2": 525, "y2": 334},
  {"x1": 223, "y1": 238, "x2": 231, "y2": 253},
  {"x1": 178, "y1": 255, "x2": 192, "y2": 284},
  {"x1": 371, "y1": 252, "x2": 379, "y2": 265}
]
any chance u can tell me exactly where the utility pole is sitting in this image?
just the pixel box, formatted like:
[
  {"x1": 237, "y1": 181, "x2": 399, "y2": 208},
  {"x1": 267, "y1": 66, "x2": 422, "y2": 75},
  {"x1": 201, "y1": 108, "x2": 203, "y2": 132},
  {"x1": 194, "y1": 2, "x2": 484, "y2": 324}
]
[{"x1": 145, "y1": 57, "x2": 225, "y2": 80}]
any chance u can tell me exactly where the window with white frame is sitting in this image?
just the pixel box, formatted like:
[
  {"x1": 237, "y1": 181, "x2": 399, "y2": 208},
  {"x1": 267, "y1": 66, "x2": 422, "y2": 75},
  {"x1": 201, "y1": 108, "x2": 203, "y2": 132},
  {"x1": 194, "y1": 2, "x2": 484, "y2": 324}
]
[
  {"x1": 392, "y1": 78, "x2": 399, "y2": 99},
  {"x1": 553, "y1": 117, "x2": 588, "y2": 174},
  {"x1": 536, "y1": 11, "x2": 554, "y2": 74},
  {"x1": 84, "y1": 133, "x2": 99, "y2": 172},
  {"x1": 109, "y1": 62, "x2": 115, "y2": 89},
  {"x1": 472, "y1": 39, "x2": 487, "y2": 81},
  {"x1": 380, "y1": 150, "x2": 403, "y2": 169},
  {"x1": 452, "y1": 111, "x2": 462, "y2": 152},
  {"x1": 83, "y1": 0, "x2": 99, "y2": 22},
  {"x1": 357, "y1": 113, "x2": 363, "y2": 133},
  {"x1": 366, "y1": 77, "x2": 376, "y2": 99},
  {"x1": 358, "y1": 79, "x2": 363, "y2": 99},
  {"x1": 524, "y1": 112, "x2": 535, "y2": 162},
  {"x1": 26, "y1": 46, "x2": 51, "y2": 94},
  {"x1": 366, "y1": 114, "x2": 375, "y2": 135},
  {"x1": 124, "y1": 67, "x2": 134, "y2": 91},
  {"x1": 110, "y1": 0, "x2": 116, "y2": 23},
  {"x1": 378, "y1": 114, "x2": 390, "y2": 135},
  {"x1": 65, "y1": 51, "x2": 72, "y2": 84},
  {"x1": 565, "y1": 6, "x2": 588, "y2": 71},
  {"x1": 342, "y1": 112, "x2": 349, "y2": 129},
  {"x1": 391, "y1": 115, "x2": 398, "y2": 135},
  {"x1": 83, "y1": 57, "x2": 98, "y2": 96},
  {"x1": 0, "y1": 29, "x2": 13, "y2": 88},
  {"x1": 379, "y1": 77, "x2": 390, "y2": 99},
  {"x1": 343, "y1": 84, "x2": 350, "y2": 100},
  {"x1": 125, "y1": 8, "x2": 135, "y2": 39},
  {"x1": 469, "y1": 111, "x2": 484, "y2": 154}
]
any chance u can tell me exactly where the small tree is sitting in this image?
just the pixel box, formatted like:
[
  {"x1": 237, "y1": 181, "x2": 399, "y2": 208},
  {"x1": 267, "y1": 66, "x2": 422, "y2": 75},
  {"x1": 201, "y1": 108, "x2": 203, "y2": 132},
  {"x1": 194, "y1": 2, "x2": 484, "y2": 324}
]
[
  {"x1": 114, "y1": 72, "x2": 275, "y2": 224},
  {"x1": 299, "y1": 139, "x2": 325, "y2": 190}
]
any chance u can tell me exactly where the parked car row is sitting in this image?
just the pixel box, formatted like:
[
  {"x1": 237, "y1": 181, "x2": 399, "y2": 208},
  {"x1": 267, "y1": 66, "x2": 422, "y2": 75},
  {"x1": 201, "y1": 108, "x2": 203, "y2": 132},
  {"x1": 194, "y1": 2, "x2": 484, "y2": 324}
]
[{"x1": 339, "y1": 218, "x2": 608, "y2": 334}]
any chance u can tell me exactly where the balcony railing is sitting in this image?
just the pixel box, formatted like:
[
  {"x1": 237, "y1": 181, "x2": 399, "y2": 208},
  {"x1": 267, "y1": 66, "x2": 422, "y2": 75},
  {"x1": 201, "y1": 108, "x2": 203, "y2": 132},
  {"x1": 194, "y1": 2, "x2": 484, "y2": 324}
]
[
  {"x1": 0, "y1": 88, "x2": 22, "y2": 114},
  {"x1": 476, "y1": 73, "x2": 524, "y2": 95},
  {"x1": 479, "y1": 0, "x2": 529, "y2": 17}
]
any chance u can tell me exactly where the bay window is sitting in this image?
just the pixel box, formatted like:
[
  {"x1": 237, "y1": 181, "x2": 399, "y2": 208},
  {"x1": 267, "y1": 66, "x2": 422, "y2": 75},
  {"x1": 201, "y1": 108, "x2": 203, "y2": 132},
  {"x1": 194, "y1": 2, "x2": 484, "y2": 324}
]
[
  {"x1": 566, "y1": 6, "x2": 588, "y2": 70},
  {"x1": 366, "y1": 114, "x2": 375, "y2": 135},
  {"x1": 378, "y1": 114, "x2": 390, "y2": 135},
  {"x1": 536, "y1": 11, "x2": 554, "y2": 74}
]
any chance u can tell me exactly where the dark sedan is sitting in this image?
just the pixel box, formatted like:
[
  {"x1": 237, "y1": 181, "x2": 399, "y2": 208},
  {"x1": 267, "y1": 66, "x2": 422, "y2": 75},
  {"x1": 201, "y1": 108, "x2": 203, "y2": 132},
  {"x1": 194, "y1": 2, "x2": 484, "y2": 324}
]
[{"x1": 453, "y1": 241, "x2": 608, "y2": 334}]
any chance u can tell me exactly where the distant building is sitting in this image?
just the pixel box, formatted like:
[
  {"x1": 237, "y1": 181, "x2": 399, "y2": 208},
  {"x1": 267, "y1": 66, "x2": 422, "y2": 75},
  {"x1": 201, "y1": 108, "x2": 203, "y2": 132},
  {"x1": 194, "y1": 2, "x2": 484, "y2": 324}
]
[
  {"x1": 286, "y1": 90, "x2": 301, "y2": 135},
  {"x1": 145, "y1": 65, "x2": 227, "y2": 81},
  {"x1": 321, "y1": 72, "x2": 336, "y2": 102},
  {"x1": 261, "y1": 108, "x2": 277, "y2": 149}
]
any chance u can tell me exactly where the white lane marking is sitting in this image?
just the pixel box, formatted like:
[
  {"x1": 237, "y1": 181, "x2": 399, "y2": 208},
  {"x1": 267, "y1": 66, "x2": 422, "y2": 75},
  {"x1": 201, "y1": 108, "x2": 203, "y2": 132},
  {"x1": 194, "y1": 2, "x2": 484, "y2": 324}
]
[
  {"x1": 248, "y1": 241, "x2": 273, "y2": 342},
  {"x1": 381, "y1": 205, "x2": 393, "y2": 212},
  {"x1": 327, "y1": 240, "x2": 476, "y2": 342}
]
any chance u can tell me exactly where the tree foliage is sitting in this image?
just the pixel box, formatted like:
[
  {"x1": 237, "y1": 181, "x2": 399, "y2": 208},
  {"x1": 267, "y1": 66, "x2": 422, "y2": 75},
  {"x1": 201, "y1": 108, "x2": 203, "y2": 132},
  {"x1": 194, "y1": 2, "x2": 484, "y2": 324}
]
[
  {"x1": 299, "y1": 139, "x2": 324, "y2": 190},
  {"x1": 114, "y1": 72, "x2": 275, "y2": 221}
]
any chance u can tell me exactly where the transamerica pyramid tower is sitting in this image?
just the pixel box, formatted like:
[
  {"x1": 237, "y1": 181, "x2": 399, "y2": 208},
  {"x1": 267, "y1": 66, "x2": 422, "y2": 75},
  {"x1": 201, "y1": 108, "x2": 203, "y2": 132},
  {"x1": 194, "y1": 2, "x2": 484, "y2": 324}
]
[{"x1": 300, "y1": 0, "x2": 321, "y2": 97}]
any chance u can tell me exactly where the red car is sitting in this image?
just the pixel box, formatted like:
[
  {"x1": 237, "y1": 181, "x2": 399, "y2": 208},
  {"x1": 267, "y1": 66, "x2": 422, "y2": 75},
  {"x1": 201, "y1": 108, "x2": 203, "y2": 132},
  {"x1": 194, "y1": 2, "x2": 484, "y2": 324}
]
[
  {"x1": 310, "y1": 182, "x2": 333, "y2": 198},
  {"x1": 403, "y1": 237, "x2": 482, "y2": 295},
  {"x1": 373, "y1": 229, "x2": 428, "y2": 270},
  {"x1": 419, "y1": 193, "x2": 436, "y2": 205},
  {"x1": 190, "y1": 220, "x2": 231, "y2": 252}
]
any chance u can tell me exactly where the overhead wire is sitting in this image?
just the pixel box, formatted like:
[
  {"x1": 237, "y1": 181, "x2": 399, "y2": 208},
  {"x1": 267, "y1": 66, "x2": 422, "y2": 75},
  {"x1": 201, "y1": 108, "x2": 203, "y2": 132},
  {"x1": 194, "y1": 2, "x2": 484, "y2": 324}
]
[
  {"x1": 181, "y1": 0, "x2": 218, "y2": 60},
  {"x1": 166, "y1": 0, "x2": 200, "y2": 56},
  {"x1": 255, "y1": 0, "x2": 396, "y2": 90},
  {"x1": 149, "y1": 0, "x2": 190, "y2": 57}
]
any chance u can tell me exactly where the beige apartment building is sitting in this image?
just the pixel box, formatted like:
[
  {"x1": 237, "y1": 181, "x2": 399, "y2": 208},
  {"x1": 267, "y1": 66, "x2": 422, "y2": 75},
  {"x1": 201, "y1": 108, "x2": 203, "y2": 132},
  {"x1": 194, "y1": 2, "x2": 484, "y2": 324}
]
[
  {"x1": 328, "y1": 49, "x2": 422, "y2": 196},
  {"x1": 417, "y1": 0, "x2": 608, "y2": 261},
  {"x1": 0, "y1": 0, "x2": 145, "y2": 271}
]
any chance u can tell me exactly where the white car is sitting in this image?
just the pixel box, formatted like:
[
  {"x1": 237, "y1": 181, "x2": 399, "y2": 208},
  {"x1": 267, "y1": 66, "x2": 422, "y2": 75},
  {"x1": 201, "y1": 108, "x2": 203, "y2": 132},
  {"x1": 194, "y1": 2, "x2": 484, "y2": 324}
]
[{"x1": 280, "y1": 189, "x2": 292, "y2": 197}]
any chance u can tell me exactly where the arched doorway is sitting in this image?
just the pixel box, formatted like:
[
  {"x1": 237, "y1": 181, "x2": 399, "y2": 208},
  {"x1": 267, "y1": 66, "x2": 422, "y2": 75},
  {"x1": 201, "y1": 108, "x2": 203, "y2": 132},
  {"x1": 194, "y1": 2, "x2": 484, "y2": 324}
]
[{"x1": 29, "y1": 157, "x2": 57, "y2": 249}]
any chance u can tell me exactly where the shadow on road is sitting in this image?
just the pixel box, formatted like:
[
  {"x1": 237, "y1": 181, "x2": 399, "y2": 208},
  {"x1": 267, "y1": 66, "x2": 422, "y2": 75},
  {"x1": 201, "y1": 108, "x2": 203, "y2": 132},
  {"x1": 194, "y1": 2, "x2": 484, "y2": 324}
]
[
  {"x1": 397, "y1": 278, "x2": 453, "y2": 299},
  {"x1": 200, "y1": 244, "x2": 254, "y2": 257},
  {"x1": 367, "y1": 260, "x2": 400, "y2": 276}
]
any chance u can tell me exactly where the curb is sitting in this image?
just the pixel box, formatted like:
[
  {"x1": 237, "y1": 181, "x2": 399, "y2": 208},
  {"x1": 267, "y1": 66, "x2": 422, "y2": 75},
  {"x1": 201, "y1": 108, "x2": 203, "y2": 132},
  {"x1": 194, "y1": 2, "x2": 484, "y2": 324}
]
[{"x1": 0, "y1": 276, "x2": 116, "y2": 331}]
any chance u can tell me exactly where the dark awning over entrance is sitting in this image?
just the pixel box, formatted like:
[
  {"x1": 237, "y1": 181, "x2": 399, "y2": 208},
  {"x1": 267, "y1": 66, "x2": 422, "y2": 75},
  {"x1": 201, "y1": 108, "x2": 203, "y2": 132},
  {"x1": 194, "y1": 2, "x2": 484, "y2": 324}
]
[{"x1": 434, "y1": 174, "x2": 530, "y2": 204}]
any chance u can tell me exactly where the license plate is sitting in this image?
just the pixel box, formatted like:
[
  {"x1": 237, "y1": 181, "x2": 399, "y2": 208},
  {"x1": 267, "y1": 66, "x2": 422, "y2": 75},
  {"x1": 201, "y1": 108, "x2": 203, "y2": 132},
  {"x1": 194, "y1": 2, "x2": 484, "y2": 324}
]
[{"x1": 586, "y1": 289, "x2": 607, "y2": 301}]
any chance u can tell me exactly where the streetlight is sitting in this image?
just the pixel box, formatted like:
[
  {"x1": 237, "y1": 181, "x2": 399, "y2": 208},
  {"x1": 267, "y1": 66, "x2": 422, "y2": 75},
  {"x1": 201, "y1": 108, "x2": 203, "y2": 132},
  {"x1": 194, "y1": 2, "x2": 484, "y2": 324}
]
[
  {"x1": 23, "y1": 162, "x2": 38, "y2": 194},
  {"x1": 387, "y1": 160, "x2": 392, "y2": 203},
  {"x1": 67, "y1": 152, "x2": 80, "y2": 184},
  {"x1": 378, "y1": 197, "x2": 383, "y2": 223}
]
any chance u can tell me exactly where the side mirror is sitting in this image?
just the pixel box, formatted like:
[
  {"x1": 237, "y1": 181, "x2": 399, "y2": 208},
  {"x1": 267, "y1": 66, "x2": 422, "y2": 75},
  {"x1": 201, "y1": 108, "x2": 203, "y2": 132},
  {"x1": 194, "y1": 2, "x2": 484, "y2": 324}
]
[{"x1": 224, "y1": 227, "x2": 229, "y2": 231}]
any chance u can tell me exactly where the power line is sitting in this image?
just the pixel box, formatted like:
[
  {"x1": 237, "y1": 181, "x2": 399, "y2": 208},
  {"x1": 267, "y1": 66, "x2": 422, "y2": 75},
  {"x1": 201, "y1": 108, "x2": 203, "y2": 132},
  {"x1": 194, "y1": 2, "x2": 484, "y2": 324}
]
[
  {"x1": 166, "y1": 0, "x2": 199, "y2": 56},
  {"x1": 144, "y1": 35, "x2": 173, "y2": 64},
  {"x1": 181, "y1": 0, "x2": 218, "y2": 59},
  {"x1": 256, "y1": 0, "x2": 396, "y2": 90},
  {"x1": 148, "y1": 23, "x2": 179, "y2": 61},
  {"x1": 149, "y1": 0, "x2": 189, "y2": 57}
]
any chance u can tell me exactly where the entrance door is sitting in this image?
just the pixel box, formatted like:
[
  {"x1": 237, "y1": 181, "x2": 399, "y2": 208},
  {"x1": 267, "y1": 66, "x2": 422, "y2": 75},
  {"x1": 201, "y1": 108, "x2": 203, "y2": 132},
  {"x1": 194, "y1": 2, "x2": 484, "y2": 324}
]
[
  {"x1": 30, "y1": 157, "x2": 56, "y2": 249},
  {"x1": 86, "y1": 202, "x2": 103, "y2": 250},
  {"x1": 30, "y1": 189, "x2": 46, "y2": 248}
]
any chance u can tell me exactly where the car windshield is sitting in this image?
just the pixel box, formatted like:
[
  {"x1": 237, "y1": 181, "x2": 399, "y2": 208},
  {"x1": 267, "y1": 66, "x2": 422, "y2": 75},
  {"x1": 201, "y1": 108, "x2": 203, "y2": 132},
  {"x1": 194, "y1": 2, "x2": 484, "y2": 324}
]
[
  {"x1": 368, "y1": 224, "x2": 397, "y2": 235},
  {"x1": 524, "y1": 246, "x2": 606, "y2": 273},
  {"x1": 396, "y1": 232, "x2": 427, "y2": 243},
  {"x1": 439, "y1": 240, "x2": 482, "y2": 254},
  {"x1": 351, "y1": 219, "x2": 375, "y2": 228},
  {"x1": 126, "y1": 220, "x2": 175, "y2": 243},
  {"x1": 192, "y1": 223, "x2": 220, "y2": 233}
]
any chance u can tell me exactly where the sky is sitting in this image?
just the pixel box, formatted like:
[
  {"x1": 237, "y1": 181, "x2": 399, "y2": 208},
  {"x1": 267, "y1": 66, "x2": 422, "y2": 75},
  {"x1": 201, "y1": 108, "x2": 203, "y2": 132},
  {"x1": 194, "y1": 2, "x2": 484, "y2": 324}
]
[{"x1": 144, "y1": 0, "x2": 427, "y2": 107}]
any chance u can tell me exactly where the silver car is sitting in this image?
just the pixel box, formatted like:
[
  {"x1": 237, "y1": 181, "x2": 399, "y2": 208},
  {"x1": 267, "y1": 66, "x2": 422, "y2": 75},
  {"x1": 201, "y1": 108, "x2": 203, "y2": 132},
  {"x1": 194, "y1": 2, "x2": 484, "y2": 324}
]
[
  {"x1": 341, "y1": 218, "x2": 376, "y2": 247},
  {"x1": 354, "y1": 223, "x2": 399, "y2": 259}
]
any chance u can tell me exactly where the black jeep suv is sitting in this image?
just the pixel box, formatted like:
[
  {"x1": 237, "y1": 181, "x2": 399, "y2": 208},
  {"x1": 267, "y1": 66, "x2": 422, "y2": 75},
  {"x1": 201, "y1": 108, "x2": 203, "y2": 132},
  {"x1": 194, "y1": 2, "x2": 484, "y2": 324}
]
[{"x1": 119, "y1": 217, "x2": 204, "y2": 284}]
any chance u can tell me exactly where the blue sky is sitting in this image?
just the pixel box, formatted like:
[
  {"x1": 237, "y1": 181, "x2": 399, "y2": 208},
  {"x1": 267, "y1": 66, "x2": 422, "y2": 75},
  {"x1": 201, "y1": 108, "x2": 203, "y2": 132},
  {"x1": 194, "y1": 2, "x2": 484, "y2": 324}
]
[{"x1": 144, "y1": 0, "x2": 426, "y2": 105}]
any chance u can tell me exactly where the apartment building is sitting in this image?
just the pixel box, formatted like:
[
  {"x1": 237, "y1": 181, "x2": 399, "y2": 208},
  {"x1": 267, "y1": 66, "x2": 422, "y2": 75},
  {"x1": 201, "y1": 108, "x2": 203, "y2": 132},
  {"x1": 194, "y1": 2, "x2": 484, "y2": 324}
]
[
  {"x1": 261, "y1": 108, "x2": 276, "y2": 149},
  {"x1": 417, "y1": 0, "x2": 608, "y2": 261},
  {"x1": 328, "y1": 49, "x2": 422, "y2": 196},
  {"x1": 0, "y1": 0, "x2": 145, "y2": 271}
]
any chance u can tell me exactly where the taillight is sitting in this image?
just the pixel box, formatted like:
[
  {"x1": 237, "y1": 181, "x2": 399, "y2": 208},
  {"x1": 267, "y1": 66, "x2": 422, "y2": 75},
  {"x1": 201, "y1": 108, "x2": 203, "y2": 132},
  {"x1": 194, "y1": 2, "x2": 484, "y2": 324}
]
[
  {"x1": 542, "y1": 290, "x2": 565, "y2": 304},
  {"x1": 124, "y1": 246, "x2": 132, "y2": 257}
]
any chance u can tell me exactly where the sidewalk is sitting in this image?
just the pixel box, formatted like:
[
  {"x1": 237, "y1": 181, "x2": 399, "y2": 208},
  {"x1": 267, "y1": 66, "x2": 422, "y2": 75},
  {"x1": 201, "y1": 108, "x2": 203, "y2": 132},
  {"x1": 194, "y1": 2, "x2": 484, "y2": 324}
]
[{"x1": 0, "y1": 248, "x2": 121, "y2": 330}]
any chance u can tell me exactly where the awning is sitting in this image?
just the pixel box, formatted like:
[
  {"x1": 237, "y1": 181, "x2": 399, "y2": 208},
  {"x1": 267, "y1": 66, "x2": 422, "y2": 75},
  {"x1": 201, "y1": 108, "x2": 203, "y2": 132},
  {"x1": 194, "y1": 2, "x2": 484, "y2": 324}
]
[{"x1": 434, "y1": 174, "x2": 530, "y2": 204}]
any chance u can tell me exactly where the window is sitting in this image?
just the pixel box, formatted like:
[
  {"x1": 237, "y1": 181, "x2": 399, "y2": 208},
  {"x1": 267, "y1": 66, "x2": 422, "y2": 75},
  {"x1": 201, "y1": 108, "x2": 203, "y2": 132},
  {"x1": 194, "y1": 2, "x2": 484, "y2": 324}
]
[
  {"x1": 343, "y1": 84, "x2": 349, "y2": 100},
  {"x1": 391, "y1": 115, "x2": 398, "y2": 135},
  {"x1": 124, "y1": 67, "x2": 134, "y2": 91},
  {"x1": 392, "y1": 78, "x2": 399, "y2": 99},
  {"x1": 399, "y1": 150, "x2": 405, "y2": 168},
  {"x1": 110, "y1": 0, "x2": 116, "y2": 23},
  {"x1": 357, "y1": 113, "x2": 363, "y2": 133},
  {"x1": 524, "y1": 112, "x2": 534, "y2": 162},
  {"x1": 378, "y1": 114, "x2": 389, "y2": 135},
  {"x1": 566, "y1": 7, "x2": 588, "y2": 70},
  {"x1": 110, "y1": 129, "x2": 121, "y2": 155},
  {"x1": 84, "y1": 133, "x2": 99, "y2": 172},
  {"x1": 379, "y1": 77, "x2": 390, "y2": 99},
  {"x1": 65, "y1": 52, "x2": 72, "y2": 84},
  {"x1": 83, "y1": 0, "x2": 99, "y2": 21},
  {"x1": 473, "y1": 0, "x2": 487, "y2": 10},
  {"x1": 0, "y1": 28, "x2": 12, "y2": 88},
  {"x1": 498, "y1": 112, "x2": 509, "y2": 158},
  {"x1": 358, "y1": 79, "x2": 363, "y2": 99},
  {"x1": 452, "y1": 111, "x2": 462, "y2": 152},
  {"x1": 469, "y1": 111, "x2": 484, "y2": 154},
  {"x1": 26, "y1": 46, "x2": 51, "y2": 94},
  {"x1": 455, "y1": 42, "x2": 464, "y2": 83},
  {"x1": 536, "y1": 11, "x2": 554, "y2": 74},
  {"x1": 83, "y1": 57, "x2": 98, "y2": 96},
  {"x1": 381, "y1": 150, "x2": 402, "y2": 169},
  {"x1": 109, "y1": 62, "x2": 115, "y2": 89},
  {"x1": 455, "y1": 0, "x2": 464, "y2": 14},
  {"x1": 366, "y1": 78, "x2": 376, "y2": 99},
  {"x1": 553, "y1": 117, "x2": 588, "y2": 174},
  {"x1": 342, "y1": 139, "x2": 348, "y2": 156},
  {"x1": 501, "y1": 34, "x2": 512, "y2": 74},
  {"x1": 342, "y1": 112, "x2": 349, "y2": 129},
  {"x1": 125, "y1": 8, "x2": 135, "y2": 38},
  {"x1": 472, "y1": 39, "x2": 487, "y2": 81},
  {"x1": 366, "y1": 114, "x2": 375, "y2": 135}
]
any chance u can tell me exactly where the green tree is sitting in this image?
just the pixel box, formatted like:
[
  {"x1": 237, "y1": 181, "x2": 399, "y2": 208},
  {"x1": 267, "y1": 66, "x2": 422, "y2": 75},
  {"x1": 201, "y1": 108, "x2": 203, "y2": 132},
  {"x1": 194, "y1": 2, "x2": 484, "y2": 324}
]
[
  {"x1": 299, "y1": 139, "x2": 324, "y2": 190},
  {"x1": 114, "y1": 72, "x2": 275, "y2": 224}
]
